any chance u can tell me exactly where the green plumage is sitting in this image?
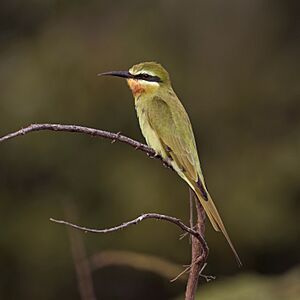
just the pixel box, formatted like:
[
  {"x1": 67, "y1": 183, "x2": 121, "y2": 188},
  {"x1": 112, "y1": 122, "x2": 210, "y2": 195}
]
[{"x1": 101, "y1": 62, "x2": 242, "y2": 266}]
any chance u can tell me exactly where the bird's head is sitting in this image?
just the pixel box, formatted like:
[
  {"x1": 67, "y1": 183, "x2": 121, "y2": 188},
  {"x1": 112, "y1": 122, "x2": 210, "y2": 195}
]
[{"x1": 98, "y1": 62, "x2": 170, "y2": 97}]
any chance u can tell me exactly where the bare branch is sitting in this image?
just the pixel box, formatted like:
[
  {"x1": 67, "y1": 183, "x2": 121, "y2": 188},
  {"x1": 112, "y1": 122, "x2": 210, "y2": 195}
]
[
  {"x1": 0, "y1": 123, "x2": 174, "y2": 167},
  {"x1": 50, "y1": 213, "x2": 208, "y2": 252},
  {"x1": 0, "y1": 123, "x2": 146, "y2": 151},
  {"x1": 185, "y1": 189, "x2": 208, "y2": 300},
  {"x1": 1, "y1": 123, "x2": 210, "y2": 299}
]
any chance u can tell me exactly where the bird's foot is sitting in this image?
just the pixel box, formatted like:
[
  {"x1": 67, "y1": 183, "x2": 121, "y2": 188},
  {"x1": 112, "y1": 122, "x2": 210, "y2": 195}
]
[{"x1": 147, "y1": 152, "x2": 160, "y2": 159}]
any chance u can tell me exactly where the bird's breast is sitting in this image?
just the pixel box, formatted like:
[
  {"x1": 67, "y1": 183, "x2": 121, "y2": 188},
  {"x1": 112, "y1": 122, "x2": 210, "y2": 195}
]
[{"x1": 136, "y1": 105, "x2": 167, "y2": 159}]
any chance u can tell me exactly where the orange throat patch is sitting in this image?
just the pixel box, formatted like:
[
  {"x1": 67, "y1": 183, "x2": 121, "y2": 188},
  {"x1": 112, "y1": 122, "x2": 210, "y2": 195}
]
[{"x1": 127, "y1": 79, "x2": 145, "y2": 97}]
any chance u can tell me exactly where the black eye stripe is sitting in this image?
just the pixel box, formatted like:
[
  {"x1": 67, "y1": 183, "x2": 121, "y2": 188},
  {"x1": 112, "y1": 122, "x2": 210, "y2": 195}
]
[{"x1": 134, "y1": 73, "x2": 162, "y2": 82}]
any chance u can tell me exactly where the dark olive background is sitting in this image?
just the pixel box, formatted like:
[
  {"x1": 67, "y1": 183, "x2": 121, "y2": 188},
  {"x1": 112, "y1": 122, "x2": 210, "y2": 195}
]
[{"x1": 0, "y1": 1, "x2": 299, "y2": 299}]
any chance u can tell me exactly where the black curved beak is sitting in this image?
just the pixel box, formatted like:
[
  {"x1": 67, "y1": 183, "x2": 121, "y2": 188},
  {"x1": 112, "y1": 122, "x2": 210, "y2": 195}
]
[{"x1": 97, "y1": 70, "x2": 133, "y2": 79}]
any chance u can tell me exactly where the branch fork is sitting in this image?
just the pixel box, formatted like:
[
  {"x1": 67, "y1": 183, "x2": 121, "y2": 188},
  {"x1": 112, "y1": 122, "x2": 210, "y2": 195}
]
[{"x1": 0, "y1": 123, "x2": 209, "y2": 299}]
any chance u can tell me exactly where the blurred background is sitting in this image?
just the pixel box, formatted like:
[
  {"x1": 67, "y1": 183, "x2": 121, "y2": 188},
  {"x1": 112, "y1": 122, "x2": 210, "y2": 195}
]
[{"x1": 0, "y1": 0, "x2": 299, "y2": 299}]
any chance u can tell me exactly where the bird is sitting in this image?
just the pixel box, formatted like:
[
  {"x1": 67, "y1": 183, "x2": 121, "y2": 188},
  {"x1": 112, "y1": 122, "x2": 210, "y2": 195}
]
[{"x1": 98, "y1": 62, "x2": 242, "y2": 266}]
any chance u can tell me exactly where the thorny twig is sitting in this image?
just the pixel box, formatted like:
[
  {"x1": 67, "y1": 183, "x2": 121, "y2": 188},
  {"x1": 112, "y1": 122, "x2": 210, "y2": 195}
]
[
  {"x1": 0, "y1": 123, "x2": 173, "y2": 169},
  {"x1": 1, "y1": 123, "x2": 209, "y2": 299},
  {"x1": 50, "y1": 213, "x2": 208, "y2": 254}
]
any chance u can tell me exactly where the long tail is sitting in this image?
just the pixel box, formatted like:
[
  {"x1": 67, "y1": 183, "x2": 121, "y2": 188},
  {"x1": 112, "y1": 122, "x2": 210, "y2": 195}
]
[{"x1": 193, "y1": 185, "x2": 242, "y2": 267}]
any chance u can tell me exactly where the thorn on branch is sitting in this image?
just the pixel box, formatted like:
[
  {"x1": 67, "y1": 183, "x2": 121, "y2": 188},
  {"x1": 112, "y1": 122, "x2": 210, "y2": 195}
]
[
  {"x1": 198, "y1": 263, "x2": 216, "y2": 282},
  {"x1": 111, "y1": 131, "x2": 122, "y2": 144},
  {"x1": 199, "y1": 274, "x2": 216, "y2": 282}
]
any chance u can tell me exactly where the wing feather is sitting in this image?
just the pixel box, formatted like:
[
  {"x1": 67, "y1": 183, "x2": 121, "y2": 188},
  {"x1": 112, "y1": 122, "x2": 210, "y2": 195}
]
[
  {"x1": 145, "y1": 95, "x2": 242, "y2": 265},
  {"x1": 147, "y1": 96, "x2": 199, "y2": 182}
]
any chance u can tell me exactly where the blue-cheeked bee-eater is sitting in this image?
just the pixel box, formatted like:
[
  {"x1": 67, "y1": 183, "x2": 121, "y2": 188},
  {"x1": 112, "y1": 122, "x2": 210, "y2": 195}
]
[{"x1": 99, "y1": 62, "x2": 242, "y2": 266}]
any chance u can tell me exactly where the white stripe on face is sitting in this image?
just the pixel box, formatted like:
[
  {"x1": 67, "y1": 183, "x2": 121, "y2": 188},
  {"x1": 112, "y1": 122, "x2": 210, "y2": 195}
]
[{"x1": 138, "y1": 80, "x2": 160, "y2": 86}]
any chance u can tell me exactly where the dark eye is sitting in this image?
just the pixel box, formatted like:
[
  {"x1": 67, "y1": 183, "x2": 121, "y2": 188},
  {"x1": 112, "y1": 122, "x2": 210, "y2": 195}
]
[{"x1": 135, "y1": 73, "x2": 161, "y2": 82}]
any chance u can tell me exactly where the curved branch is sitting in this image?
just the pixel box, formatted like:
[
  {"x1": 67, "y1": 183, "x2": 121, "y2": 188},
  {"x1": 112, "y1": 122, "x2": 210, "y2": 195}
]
[
  {"x1": 1, "y1": 123, "x2": 157, "y2": 153},
  {"x1": 50, "y1": 213, "x2": 208, "y2": 254},
  {"x1": 0, "y1": 123, "x2": 174, "y2": 170},
  {"x1": 0, "y1": 123, "x2": 147, "y2": 151}
]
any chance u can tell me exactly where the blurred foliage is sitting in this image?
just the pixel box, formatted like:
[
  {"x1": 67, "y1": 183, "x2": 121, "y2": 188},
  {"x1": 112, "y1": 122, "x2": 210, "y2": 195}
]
[
  {"x1": 193, "y1": 267, "x2": 300, "y2": 300},
  {"x1": 0, "y1": 0, "x2": 299, "y2": 299}
]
